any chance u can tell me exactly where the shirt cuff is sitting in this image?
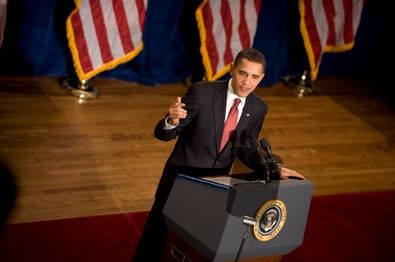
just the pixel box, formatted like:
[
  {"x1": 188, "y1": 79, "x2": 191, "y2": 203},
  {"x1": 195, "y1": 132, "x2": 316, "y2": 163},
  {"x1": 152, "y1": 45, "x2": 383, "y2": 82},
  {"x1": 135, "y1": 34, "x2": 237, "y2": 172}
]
[{"x1": 163, "y1": 116, "x2": 178, "y2": 130}]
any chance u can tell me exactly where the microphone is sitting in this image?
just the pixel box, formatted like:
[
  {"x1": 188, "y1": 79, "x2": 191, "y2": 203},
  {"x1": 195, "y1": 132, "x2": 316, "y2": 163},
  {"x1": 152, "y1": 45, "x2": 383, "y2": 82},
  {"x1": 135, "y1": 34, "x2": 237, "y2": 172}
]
[
  {"x1": 235, "y1": 138, "x2": 270, "y2": 183},
  {"x1": 259, "y1": 138, "x2": 274, "y2": 160},
  {"x1": 259, "y1": 138, "x2": 282, "y2": 176},
  {"x1": 251, "y1": 138, "x2": 271, "y2": 183},
  {"x1": 250, "y1": 138, "x2": 263, "y2": 156}
]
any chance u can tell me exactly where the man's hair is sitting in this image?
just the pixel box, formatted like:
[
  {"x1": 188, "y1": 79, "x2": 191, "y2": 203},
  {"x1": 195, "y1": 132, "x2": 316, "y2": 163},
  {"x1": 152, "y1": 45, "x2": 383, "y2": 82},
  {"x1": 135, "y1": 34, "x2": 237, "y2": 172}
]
[{"x1": 234, "y1": 48, "x2": 267, "y2": 71}]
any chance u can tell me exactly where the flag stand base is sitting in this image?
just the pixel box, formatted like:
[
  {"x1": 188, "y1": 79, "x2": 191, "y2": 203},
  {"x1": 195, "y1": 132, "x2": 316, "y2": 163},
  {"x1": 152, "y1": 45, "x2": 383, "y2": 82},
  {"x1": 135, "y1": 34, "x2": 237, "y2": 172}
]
[
  {"x1": 294, "y1": 82, "x2": 317, "y2": 97},
  {"x1": 282, "y1": 70, "x2": 317, "y2": 97},
  {"x1": 60, "y1": 77, "x2": 99, "y2": 100}
]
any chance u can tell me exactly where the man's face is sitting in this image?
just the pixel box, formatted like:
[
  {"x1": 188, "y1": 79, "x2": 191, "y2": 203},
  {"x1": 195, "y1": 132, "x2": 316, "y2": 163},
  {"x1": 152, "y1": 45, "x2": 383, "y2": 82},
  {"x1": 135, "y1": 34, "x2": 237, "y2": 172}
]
[{"x1": 230, "y1": 58, "x2": 265, "y2": 98}]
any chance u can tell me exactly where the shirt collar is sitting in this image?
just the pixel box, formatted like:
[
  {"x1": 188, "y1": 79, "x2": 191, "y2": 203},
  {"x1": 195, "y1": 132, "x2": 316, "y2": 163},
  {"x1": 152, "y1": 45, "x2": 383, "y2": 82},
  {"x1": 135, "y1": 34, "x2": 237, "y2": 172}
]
[{"x1": 228, "y1": 78, "x2": 246, "y2": 107}]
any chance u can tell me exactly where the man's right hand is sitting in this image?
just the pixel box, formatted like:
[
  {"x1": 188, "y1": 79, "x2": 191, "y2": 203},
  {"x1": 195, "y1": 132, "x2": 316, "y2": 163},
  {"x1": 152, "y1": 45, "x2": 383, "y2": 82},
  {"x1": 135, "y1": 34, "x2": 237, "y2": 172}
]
[{"x1": 167, "y1": 96, "x2": 187, "y2": 126}]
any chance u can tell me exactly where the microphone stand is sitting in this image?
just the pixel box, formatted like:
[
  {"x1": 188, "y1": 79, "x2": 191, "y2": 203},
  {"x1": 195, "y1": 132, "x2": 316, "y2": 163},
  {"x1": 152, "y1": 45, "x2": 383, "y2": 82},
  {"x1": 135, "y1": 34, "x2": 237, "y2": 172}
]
[{"x1": 234, "y1": 216, "x2": 256, "y2": 262}]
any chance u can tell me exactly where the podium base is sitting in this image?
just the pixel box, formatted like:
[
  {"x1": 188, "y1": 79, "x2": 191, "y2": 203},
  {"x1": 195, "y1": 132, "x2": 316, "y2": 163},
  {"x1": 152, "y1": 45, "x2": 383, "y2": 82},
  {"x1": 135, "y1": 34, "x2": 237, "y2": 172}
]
[{"x1": 161, "y1": 231, "x2": 282, "y2": 262}]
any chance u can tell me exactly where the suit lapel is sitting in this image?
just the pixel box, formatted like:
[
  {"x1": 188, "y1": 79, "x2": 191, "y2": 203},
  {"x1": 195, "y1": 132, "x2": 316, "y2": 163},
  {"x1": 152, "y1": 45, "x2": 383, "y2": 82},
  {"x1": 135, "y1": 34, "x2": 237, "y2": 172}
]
[
  {"x1": 213, "y1": 83, "x2": 228, "y2": 152},
  {"x1": 236, "y1": 95, "x2": 253, "y2": 132}
]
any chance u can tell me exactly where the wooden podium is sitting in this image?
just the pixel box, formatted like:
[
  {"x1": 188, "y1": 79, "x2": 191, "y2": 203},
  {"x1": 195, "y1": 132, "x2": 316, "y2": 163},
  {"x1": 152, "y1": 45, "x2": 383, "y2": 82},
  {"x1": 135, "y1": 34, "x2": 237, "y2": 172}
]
[{"x1": 161, "y1": 174, "x2": 313, "y2": 261}]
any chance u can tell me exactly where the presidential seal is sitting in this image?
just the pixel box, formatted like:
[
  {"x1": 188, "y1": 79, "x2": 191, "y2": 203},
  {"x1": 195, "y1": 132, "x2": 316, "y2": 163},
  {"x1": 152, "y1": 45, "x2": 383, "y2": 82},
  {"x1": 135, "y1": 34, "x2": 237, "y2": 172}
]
[{"x1": 252, "y1": 199, "x2": 287, "y2": 241}]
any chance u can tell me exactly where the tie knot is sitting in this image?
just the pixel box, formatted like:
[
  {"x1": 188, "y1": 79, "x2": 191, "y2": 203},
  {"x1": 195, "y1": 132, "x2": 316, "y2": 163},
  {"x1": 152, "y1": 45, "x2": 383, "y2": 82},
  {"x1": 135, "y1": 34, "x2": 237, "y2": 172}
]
[{"x1": 233, "y1": 98, "x2": 241, "y2": 107}]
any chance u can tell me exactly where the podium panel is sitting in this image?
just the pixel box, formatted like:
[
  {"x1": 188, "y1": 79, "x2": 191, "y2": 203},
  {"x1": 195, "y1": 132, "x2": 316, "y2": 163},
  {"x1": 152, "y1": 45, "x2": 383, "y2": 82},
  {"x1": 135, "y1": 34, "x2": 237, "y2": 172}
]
[{"x1": 163, "y1": 174, "x2": 313, "y2": 262}]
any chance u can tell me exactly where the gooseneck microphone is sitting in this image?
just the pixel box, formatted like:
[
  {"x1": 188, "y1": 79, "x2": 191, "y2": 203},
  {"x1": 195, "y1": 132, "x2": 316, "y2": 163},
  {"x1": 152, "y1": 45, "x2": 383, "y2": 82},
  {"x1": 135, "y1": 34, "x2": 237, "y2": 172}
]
[
  {"x1": 235, "y1": 137, "x2": 283, "y2": 182},
  {"x1": 235, "y1": 138, "x2": 270, "y2": 183},
  {"x1": 259, "y1": 138, "x2": 275, "y2": 161},
  {"x1": 251, "y1": 138, "x2": 270, "y2": 183},
  {"x1": 260, "y1": 138, "x2": 282, "y2": 174}
]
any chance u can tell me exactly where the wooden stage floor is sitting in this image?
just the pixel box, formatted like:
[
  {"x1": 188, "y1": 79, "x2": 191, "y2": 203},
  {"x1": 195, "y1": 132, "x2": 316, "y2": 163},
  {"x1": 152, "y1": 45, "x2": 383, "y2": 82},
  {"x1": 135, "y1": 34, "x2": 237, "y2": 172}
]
[{"x1": 1, "y1": 75, "x2": 395, "y2": 224}]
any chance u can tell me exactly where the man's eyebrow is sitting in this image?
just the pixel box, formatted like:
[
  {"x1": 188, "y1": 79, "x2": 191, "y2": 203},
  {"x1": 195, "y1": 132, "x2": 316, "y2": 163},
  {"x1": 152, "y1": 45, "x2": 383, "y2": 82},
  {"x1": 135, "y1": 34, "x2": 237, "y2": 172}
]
[{"x1": 238, "y1": 69, "x2": 261, "y2": 78}]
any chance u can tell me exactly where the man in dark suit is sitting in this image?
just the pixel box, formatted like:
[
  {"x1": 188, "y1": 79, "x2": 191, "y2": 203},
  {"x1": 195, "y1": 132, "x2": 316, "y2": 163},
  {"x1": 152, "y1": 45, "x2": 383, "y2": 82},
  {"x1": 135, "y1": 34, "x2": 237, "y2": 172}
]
[{"x1": 132, "y1": 48, "x2": 304, "y2": 261}]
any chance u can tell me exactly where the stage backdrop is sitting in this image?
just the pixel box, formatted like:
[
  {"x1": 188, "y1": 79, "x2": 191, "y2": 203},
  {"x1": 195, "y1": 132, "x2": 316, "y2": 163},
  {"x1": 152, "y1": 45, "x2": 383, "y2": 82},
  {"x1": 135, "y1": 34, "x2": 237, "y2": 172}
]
[{"x1": 0, "y1": 0, "x2": 391, "y2": 88}]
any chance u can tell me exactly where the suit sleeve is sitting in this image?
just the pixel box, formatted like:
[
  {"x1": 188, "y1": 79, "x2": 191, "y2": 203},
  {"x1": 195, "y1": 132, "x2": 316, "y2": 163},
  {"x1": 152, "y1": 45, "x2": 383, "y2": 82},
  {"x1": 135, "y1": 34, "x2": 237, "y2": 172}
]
[{"x1": 154, "y1": 84, "x2": 200, "y2": 141}]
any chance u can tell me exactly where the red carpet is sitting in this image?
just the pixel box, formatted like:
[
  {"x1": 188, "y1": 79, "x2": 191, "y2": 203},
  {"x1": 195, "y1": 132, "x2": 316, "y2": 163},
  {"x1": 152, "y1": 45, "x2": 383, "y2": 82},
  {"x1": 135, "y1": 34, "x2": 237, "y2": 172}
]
[
  {"x1": 281, "y1": 190, "x2": 395, "y2": 262},
  {"x1": 1, "y1": 190, "x2": 394, "y2": 262},
  {"x1": 0, "y1": 211, "x2": 148, "y2": 262}
]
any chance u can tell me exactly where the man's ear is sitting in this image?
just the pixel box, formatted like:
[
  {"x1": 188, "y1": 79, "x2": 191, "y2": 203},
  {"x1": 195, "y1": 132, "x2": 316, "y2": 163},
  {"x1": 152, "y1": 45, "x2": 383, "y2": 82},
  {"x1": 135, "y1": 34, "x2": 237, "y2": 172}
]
[{"x1": 229, "y1": 63, "x2": 234, "y2": 75}]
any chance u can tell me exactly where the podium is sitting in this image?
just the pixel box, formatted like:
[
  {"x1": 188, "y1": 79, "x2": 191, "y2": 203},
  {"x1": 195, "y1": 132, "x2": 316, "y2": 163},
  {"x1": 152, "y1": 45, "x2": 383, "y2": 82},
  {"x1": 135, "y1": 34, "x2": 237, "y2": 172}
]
[{"x1": 162, "y1": 174, "x2": 313, "y2": 261}]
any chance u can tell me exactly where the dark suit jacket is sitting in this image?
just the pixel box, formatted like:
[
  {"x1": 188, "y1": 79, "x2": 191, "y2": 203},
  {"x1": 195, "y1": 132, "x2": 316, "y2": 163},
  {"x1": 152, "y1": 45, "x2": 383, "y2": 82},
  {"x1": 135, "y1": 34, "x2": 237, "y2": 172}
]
[{"x1": 154, "y1": 80, "x2": 268, "y2": 170}]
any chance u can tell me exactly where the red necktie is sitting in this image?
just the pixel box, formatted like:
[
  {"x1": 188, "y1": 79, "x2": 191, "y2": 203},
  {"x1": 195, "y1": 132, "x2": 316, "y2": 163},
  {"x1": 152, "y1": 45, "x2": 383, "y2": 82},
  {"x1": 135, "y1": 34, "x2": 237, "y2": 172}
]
[{"x1": 220, "y1": 98, "x2": 241, "y2": 151}]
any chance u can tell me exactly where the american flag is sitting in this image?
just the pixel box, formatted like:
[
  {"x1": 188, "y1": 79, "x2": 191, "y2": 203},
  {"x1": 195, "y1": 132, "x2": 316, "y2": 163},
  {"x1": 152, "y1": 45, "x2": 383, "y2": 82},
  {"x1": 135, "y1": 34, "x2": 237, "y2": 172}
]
[
  {"x1": 299, "y1": 0, "x2": 365, "y2": 80},
  {"x1": 66, "y1": 0, "x2": 147, "y2": 81},
  {"x1": 196, "y1": 0, "x2": 262, "y2": 81}
]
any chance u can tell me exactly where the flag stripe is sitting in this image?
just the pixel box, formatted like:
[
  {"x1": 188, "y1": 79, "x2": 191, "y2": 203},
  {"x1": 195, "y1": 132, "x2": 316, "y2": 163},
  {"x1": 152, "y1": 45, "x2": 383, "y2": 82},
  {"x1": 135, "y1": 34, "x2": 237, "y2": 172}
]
[
  {"x1": 238, "y1": 0, "x2": 250, "y2": 48},
  {"x1": 323, "y1": 0, "x2": 336, "y2": 46},
  {"x1": 211, "y1": 0, "x2": 226, "y2": 72},
  {"x1": 91, "y1": 0, "x2": 113, "y2": 63},
  {"x1": 201, "y1": 1, "x2": 219, "y2": 75},
  {"x1": 312, "y1": 1, "x2": 328, "y2": 51},
  {"x1": 112, "y1": 0, "x2": 134, "y2": 53},
  {"x1": 127, "y1": 0, "x2": 145, "y2": 45},
  {"x1": 196, "y1": 0, "x2": 262, "y2": 81},
  {"x1": 221, "y1": 0, "x2": 233, "y2": 67},
  {"x1": 301, "y1": 0, "x2": 322, "y2": 75},
  {"x1": 78, "y1": 0, "x2": 104, "y2": 72},
  {"x1": 71, "y1": 11, "x2": 94, "y2": 73},
  {"x1": 101, "y1": 0, "x2": 125, "y2": 60},
  {"x1": 332, "y1": 0, "x2": 345, "y2": 46},
  {"x1": 135, "y1": 0, "x2": 146, "y2": 30},
  {"x1": 351, "y1": 0, "x2": 364, "y2": 38},
  {"x1": 342, "y1": 0, "x2": 353, "y2": 44},
  {"x1": 229, "y1": 0, "x2": 242, "y2": 62},
  {"x1": 244, "y1": 0, "x2": 260, "y2": 46},
  {"x1": 253, "y1": 0, "x2": 260, "y2": 13},
  {"x1": 67, "y1": 0, "x2": 147, "y2": 81}
]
